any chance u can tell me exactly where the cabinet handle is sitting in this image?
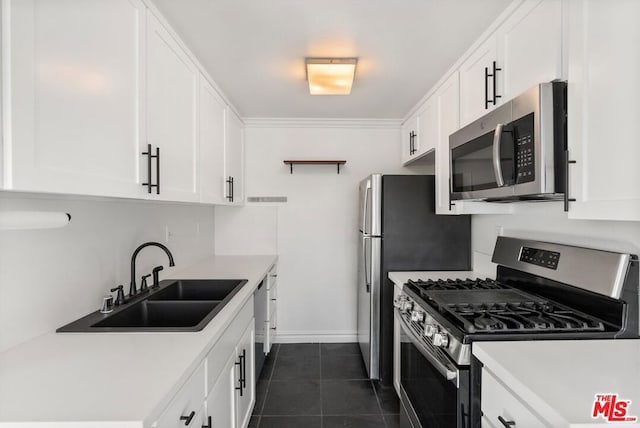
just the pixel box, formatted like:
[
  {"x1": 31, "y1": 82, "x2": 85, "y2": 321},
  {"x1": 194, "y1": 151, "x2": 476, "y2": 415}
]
[
  {"x1": 409, "y1": 132, "x2": 413, "y2": 155},
  {"x1": 179, "y1": 411, "x2": 196, "y2": 426},
  {"x1": 235, "y1": 355, "x2": 243, "y2": 396},
  {"x1": 240, "y1": 348, "x2": 247, "y2": 388},
  {"x1": 491, "y1": 61, "x2": 502, "y2": 105},
  {"x1": 564, "y1": 150, "x2": 577, "y2": 212},
  {"x1": 497, "y1": 416, "x2": 515, "y2": 427},
  {"x1": 201, "y1": 416, "x2": 212, "y2": 428},
  {"x1": 226, "y1": 176, "x2": 234, "y2": 202},
  {"x1": 230, "y1": 176, "x2": 234, "y2": 202},
  {"x1": 154, "y1": 146, "x2": 160, "y2": 195},
  {"x1": 484, "y1": 66, "x2": 490, "y2": 109}
]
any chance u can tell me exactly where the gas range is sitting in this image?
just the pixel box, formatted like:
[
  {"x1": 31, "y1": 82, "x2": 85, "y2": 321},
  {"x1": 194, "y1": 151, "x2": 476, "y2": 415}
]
[{"x1": 395, "y1": 237, "x2": 639, "y2": 366}]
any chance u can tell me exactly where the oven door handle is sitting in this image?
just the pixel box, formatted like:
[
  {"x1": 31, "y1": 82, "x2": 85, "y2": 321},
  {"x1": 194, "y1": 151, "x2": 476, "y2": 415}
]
[
  {"x1": 395, "y1": 308, "x2": 459, "y2": 385},
  {"x1": 492, "y1": 123, "x2": 505, "y2": 187}
]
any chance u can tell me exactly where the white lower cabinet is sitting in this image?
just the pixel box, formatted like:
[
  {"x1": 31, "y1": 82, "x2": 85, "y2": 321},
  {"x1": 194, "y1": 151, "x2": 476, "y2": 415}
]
[
  {"x1": 206, "y1": 353, "x2": 237, "y2": 428},
  {"x1": 155, "y1": 362, "x2": 206, "y2": 428},
  {"x1": 153, "y1": 299, "x2": 255, "y2": 428},
  {"x1": 481, "y1": 368, "x2": 551, "y2": 428},
  {"x1": 392, "y1": 284, "x2": 401, "y2": 395}
]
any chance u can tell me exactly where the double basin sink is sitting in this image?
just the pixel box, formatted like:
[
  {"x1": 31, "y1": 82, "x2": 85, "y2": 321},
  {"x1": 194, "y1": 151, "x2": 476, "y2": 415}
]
[{"x1": 57, "y1": 279, "x2": 248, "y2": 332}]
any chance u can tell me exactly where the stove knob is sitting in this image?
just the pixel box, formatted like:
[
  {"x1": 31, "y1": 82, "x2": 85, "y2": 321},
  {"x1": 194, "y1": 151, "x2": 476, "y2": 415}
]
[
  {"x1": 423, "y1": 324, "x2": 437, "y2": 338},
  {"x1": 401, "y1": 301, "x2": 413, "y2": 312},
  {"x1": 410, "y1": 310, "x2": 424, "y2": 323},
  {"x1": 393, "y1": 297, "x2": 405, "y2": 309},
  {"x1": 433, "y1": 332, "x2": 449, "y2": 348}
]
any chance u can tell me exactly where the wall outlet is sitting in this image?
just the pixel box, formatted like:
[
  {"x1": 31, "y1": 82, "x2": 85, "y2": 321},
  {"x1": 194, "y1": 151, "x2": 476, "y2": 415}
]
[
  {"x1": 495, "y1": 225, "x2": 504, "y2": 236},
  {"x1": 165, "y1": 225, "x2": 172, "y2": 243}
]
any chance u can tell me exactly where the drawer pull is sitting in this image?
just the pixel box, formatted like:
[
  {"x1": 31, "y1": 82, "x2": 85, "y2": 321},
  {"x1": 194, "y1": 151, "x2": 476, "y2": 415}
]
[
  {"x1": 202, "y1": 416, "x2": 212, "y2": 428},
  {"x1": 498, "y1": 416, "x2": 516, "y2": 427},
  {"x1": 180, "y1": 411, "x2": 196, "y2": 426}
]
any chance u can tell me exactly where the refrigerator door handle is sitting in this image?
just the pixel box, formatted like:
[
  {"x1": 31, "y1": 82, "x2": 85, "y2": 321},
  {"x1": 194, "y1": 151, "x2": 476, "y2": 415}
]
[
  {"x1": 363, "y1": 235, "x2": 371, "y2": 292},
  {"x1": 361, "y1": 182, "x2": 371, "y2": 235}
]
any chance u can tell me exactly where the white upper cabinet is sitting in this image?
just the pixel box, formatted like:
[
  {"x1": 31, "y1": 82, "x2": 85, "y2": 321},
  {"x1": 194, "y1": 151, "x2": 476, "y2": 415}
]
[
  {"x1": 498, "y1": 0, "x2": 563, "y2": 101},
  {"x1": 434, "y1": 73, "x2": 459, "y2": 215},
  {"x1": 2, "y1": 0, "x2": 145, "y2": 198},
  {"x1": 417, "y1": 97, "x2": 438, "y2": 157},
  {"x1": 224, "y1": 109, "x2": 244, "y2": 205},
  {"x1": 566, "y1": 0, "x2": 640, "y2": 221},
  {"x1": 199, "y1": 78, "x2": 227, "y2": 204},
  {"x1": 459, "y1": 34, "x2": 499, "y2": 127},
  {"x1": 145, "y1": 12, "x2": 199, "y2": 203}
]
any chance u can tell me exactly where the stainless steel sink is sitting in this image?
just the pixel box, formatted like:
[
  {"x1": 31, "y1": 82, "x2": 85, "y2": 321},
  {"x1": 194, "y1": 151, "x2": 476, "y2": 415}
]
[{"x1": 57, "y1": 278, "x2": 248, "y2": 332}]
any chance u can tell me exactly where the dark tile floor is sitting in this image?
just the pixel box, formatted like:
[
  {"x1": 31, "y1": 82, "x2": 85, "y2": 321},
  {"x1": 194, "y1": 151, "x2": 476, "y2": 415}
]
[{"x1": 250, "y1": 343, "x2": 400, "y2": 428}]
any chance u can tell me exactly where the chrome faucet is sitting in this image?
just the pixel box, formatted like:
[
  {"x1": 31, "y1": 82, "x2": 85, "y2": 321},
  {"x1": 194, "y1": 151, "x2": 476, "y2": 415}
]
[{"x1": 130, "y1": 242, "x2": 175, "y2": 296}]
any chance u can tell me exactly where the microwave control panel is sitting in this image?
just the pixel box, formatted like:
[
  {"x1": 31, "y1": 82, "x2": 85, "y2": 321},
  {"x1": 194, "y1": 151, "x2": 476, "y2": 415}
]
[{"x1": 513, "y1": 113, "x2": 535, "y2": 184}]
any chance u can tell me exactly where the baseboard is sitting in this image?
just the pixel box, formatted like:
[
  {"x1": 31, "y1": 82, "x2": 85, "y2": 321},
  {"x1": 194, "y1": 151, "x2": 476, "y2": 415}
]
[{"x1": 273, "y1": 331, "x2": 358, "y2": 343}]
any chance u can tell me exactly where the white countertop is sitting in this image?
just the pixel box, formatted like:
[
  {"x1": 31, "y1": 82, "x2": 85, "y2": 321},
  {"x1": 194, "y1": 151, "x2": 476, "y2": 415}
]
[
  {"x1": 388, "y1": 270, "x2": 493, "y2": 288},
  {"x1": 0, "y1": 254, "x2": 277, "y2": 426},
  {"x1": 474, "y1": 340, "x2": 640, "y2": 427}
]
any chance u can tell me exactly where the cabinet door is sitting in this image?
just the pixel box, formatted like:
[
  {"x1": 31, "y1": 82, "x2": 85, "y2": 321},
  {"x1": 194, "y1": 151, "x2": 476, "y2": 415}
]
[
  {"x1": 400, "y1": 114, "x2": 419, "y2": 165},
  {"x1": 416, "y1": 97, "x2": 438, "y2": 157},
  {"x1": 566, "y1": 0, "x2": 640, "y2": 221},
  {"x1": 207, "y1": 352, "x2": 237, "y2": 428},
  {"x1": 199, "y1": 78, "x2": 226, "y2": 204},
  {"x1": 235, "y1": 321, "x2": 255, "y2": 428},
  {"x1": 146, "y1": 12, "x2": 199, "y2": 203},
  {"x1": 224, "y1": 109, "x2": 244, "y2": 204},
  {"x1": 459, "y1": 34, "x2": 499, "y2": 127},
  {"x1": 2, "y1": 0, "x2": 145, "y2": 198},
  {"x1": 435, "y1": 72, "x2": 460, "y2": 215},
  {"x1": 499, "y1": 0, "x2": 563, "y2": 101}
]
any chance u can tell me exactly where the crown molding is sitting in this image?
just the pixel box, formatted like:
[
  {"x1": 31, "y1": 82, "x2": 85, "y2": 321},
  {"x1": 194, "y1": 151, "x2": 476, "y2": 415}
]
[{"x1": 242, "y1": 117, "x2": 402, "y2": 129}]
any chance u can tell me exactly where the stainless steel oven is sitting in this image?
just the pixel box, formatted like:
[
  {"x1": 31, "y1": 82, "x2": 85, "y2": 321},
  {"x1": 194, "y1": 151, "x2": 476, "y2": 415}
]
[
  {"x1": 394, "y1": 237, "x2": 639, "y2": 428},
  {"x1": 395, "y1": 306, "x2": 471, "y2": 428},
  {"x1": 449, "y1": 82, "x2": 567, "y2": 202}
]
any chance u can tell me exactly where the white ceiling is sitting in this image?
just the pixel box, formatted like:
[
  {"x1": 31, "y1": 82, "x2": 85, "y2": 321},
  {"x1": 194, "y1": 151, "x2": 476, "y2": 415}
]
[{"x1": 151, "y1": 0, "x2": 513, "y2": 119}]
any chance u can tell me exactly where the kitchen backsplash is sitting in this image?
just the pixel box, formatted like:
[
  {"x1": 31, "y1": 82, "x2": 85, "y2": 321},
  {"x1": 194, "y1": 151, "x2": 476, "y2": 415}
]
[{"x1": 0, "y1": 192, "x2": 216, "y2": 352}]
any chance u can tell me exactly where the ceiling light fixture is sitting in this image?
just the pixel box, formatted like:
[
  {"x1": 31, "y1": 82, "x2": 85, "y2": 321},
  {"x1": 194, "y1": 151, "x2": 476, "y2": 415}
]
[{"x1": 305, "y1": 58, "x2": 357, "y2": 95}]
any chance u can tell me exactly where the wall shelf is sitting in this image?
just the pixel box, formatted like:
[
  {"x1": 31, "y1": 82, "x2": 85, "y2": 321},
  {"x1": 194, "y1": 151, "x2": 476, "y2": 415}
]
[{"x1": 283, "y1": 160, "x2": 347, "y2": 174}]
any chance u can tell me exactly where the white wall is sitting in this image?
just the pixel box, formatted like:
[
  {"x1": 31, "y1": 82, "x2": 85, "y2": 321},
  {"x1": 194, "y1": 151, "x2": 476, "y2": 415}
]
[
  {"x1": 472, "y1": 201, "x2": 640, "y2": 275},
  {"x1": 215, "y1": 122, "x2": 406, "y2": 342},
  {"x1": 0, "y1": 192, "x2": 215, "y2": 352}
]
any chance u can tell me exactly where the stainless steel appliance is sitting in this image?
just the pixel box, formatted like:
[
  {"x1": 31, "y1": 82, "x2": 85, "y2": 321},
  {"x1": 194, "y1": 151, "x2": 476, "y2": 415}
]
[
  {"x1": 395, "y1": 236, "x2": 639, "y2": 428},
  {"x1": 357, "y1": 174, "x2": 471, "y2": 382},
  {"x1": 450, "y1": 82, "x2": 568, "y2": 203}
]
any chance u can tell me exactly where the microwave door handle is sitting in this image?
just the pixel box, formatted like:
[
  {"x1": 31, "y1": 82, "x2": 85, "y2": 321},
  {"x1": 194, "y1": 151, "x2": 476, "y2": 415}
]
[{"x1": 492, "y1": 123, "x2": 505, "y2": 187}]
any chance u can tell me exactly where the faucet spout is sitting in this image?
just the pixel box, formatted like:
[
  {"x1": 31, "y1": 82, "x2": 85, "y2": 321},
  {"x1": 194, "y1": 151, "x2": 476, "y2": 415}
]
[{"x1": 130, "y1": 242, "x2": 175, "y2": 296}]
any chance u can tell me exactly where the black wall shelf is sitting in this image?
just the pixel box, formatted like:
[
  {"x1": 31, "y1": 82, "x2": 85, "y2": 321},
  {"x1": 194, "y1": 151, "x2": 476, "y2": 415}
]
[{"x1": 283, "y1": 160, "x2": 346, "y2": 174}]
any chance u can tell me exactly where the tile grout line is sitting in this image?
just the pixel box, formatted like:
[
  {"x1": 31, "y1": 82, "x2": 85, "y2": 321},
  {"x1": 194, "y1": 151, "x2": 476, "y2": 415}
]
[
  {"x1": 318, "y1": 343, "x2": 323, "y2": 428},
  {"x1": 257, "y1": 343, "x2": 280, "y2": 423},
  {"x1": 370, "y1": 379, "x2": 388, "y2": 428}
]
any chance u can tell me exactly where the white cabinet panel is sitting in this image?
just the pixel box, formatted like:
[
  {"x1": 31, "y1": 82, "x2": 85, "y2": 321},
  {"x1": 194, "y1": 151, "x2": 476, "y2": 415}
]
[
  {"x1": 207, "y1": 353, "x2": 236, "y2": 428},
  {"x1": 146, "y1": 12, "x2": 199, "y2": 202},
  {"x1": 199, "y1": 78, "x2": 226, "y2": 204},
  {"x1": 499, "y1": 0, "x2": 563, "y2": 101},
  {"x1": 235, "y1": 321, "x2": 255, "y2": 428},
  {"x1": 435, "y1": 72, "x2": 459, "y2": 215},
  {"x1": 155, "y1": 362, "x2": 206, "y2": 428},
  {"x1": 481, "y1": 368, "x2": 551, "y2": 427},
  {"x1": 417, "y1": 97, "x2": 438, "y2": 157},
  {"x1": 459, "y1": 34, "x2": 499, "y2": 127},
  {"x1": 566, "y1": 0, "x2": 640, "y2": 221},
  {"x1": 2, "y1": 0, "x2": 145, "y2": 198},
  {"x1": 224, "y1": 109, "x2": 244, "y2": 204}
]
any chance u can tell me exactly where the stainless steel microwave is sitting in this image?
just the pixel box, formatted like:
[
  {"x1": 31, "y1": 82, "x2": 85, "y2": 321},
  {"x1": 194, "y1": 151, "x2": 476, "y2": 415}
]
[{"x1": 450, "y1": 82, "x2": 567, "y2": 202}]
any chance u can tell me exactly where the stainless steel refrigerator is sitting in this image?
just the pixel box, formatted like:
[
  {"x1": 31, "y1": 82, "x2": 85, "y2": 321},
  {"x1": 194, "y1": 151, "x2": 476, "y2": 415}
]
[{"x1": 357, "y1": 174, "x2": 471, "y2": 383}]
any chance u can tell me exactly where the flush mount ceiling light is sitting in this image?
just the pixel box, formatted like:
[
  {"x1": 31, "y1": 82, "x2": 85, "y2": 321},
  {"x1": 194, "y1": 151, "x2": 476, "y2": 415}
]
[{"x1": 305, "y1": 58, "x2": 357, "y2": 95}]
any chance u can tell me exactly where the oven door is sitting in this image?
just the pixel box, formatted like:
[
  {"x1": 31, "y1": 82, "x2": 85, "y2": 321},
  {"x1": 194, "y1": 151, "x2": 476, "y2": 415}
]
[{"x1": 396, "y1": 309, "x2": 470, "y2": 428}]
